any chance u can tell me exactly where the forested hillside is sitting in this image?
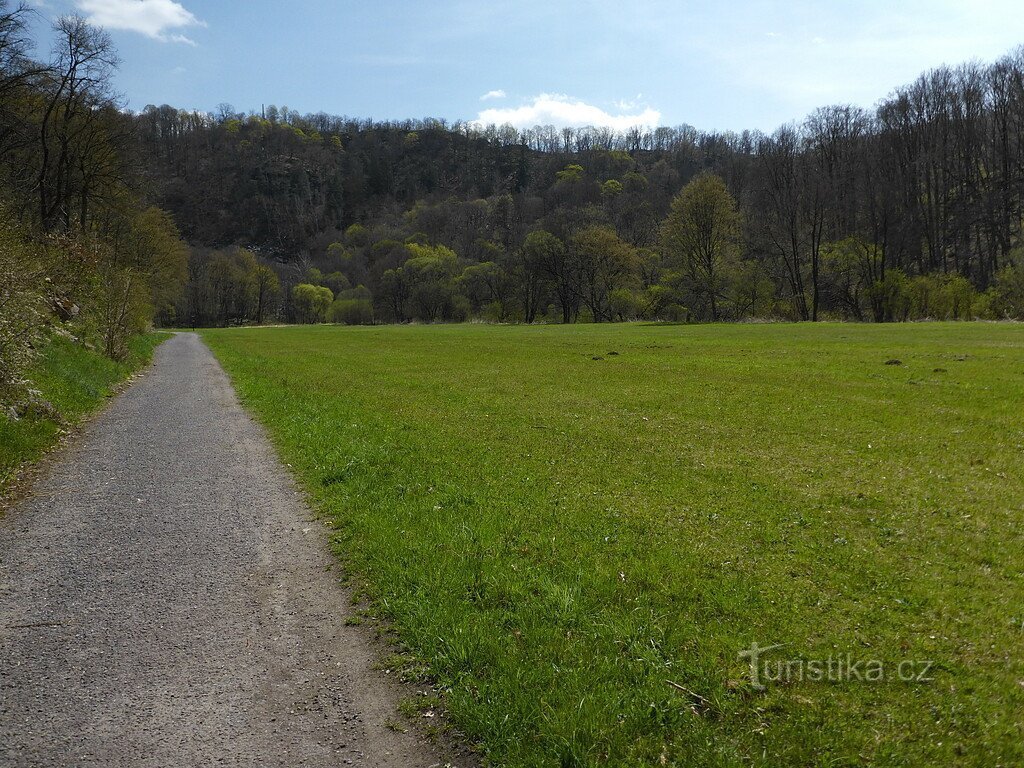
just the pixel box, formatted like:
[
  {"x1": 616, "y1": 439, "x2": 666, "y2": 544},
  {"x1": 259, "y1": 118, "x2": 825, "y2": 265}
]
[
  {"x1": 136, "y1": 52, "x2": 1024, "y2": 325},
  {"x1": 4, "y1": 0, "x2": 1024, "y2": 338}
]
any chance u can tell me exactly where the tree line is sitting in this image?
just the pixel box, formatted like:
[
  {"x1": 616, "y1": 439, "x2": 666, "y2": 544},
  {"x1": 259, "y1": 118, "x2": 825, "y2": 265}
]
[
  {"x1": 141, "y1": 50, "x2": 1024, "y2": 326},
  {"x1": 1, "y1": 2, "x2": 187, "y2": 406},
  {"x1": 4, "y1": 2, "x2": 1024, "y2": 346}
]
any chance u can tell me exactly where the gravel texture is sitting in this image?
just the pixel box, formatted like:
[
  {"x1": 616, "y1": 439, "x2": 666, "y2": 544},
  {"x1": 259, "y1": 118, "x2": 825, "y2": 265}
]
[{"x1": 0, "y1": 332, "x2": 456, "y2": 767}]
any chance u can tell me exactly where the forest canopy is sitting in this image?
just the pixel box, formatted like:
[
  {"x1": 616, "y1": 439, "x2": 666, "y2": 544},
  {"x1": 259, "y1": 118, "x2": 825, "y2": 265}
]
[
  {"x1": 136, "y1": 50, "x2": 1024, "y2": 326},
  {"x1": 4, "y1": 1, "x2": 1024, "y2": 343}
]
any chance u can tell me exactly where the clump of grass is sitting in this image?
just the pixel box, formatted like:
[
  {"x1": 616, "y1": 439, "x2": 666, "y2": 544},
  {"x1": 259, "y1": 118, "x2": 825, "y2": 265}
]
[
  {"x1": 1, "y1": 331, "x2": 167, "y2": 494},
  {"x1": 205, "y1": 322, "x2": 1024, "y2": 767}
]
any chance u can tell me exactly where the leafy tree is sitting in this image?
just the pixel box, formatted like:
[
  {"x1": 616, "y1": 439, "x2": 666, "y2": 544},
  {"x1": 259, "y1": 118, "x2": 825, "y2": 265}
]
[
  {"x1": 571, "y1": 226, "x2": 637, "y2": 322},
  {"x1": 378, "y1": 268, "x2": 408, "y2": 322},
  {"x1": 252, "y1": 263, "x2": 280, "y2": 324},
  {"x1": 459, "y1": 260, "x2": 514, "y2": 321},
  {"x1": 523, "y1": 230, "x2": 574, "y2": 323},
  {"x1": 291, "y1": 283, "x2": 333, "y2": 323},
  {"x1": 402, "y1": 243, "x2": 461, "y2": 321},
  {"x1": 660, "y1": 173, "x2": 741, "y2": 320},
  {"x1": 329, "y1": 285, "x2": 374, "y2": 325},
  {"x1": 985, "y1": 261, "x2": 1024, "y2": 319}
]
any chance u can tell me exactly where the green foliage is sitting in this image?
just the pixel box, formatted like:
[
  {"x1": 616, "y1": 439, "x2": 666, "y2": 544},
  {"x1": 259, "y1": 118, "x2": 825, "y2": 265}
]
[
  {"x1": 318, "y1": 270, "x2": 352, "y2": 296},
  {"x1": 329, "y1": 298, "x2": 374, "y2": 325},
  {"x1": 458, "y1": 260, "x2": 514, "y2": 321},
  {"x1": 345, "y1": 224, "x2": 370, "y2": 247},
  {"x1": 659, "y1": 173, "x2": 742, "y2": 321},
  {"x1": 0, "y1": 216, "x2": 47, "y2": 399},
  {"x1": 205, "y1": 322, "x2": 1024, "y2": 767},
  {"x1": 252, "y1": 264, "x2": 281, "y2": 324},
  {"x1": 821, "y1": 237, "x2": 879, "y2": 319},
  {"x1": 907, "y1": 273, "x2": 977, "y2": 320},
  {"x1": 607, "y1": 287, "x2": 643, "y2": 319},
  {"x1": 124, "y1": 46, "x2": 1024, "y2": 329},
  {"x1": 404, "y1": 231, "x2": 431, "y2": 246},
  {"x1": 867, "y1": 269, "x2": 911, "y2": 322},
  {"x1": 94, "y1": 256, "x2": 152, "y2": 361},
  {"x1": 183, "y1": 248, "x2": 277, "y2": 326},
  {"x1": 1, "y1": 331, "x2": 165, "y2": 491},
  {"x1": 397, "y1": 243, "x2": 464, "y2": 322},
  {"x1": 984, "y1": 261, "x2": 1024, "y2": 319},
  {"x1": 0, "y1": 7, "x2": 188, "y2": 359},
  {"x1": 329, "y1": 285, "x2": 375, "y2": 325},
  {"x1": 93, "y1": 206, "x2": 189, "y2": 358},
  {"x1": 291, "y1": 283, "x2": 334, "y2": 323},
  {"x1": 555, "y1": 164, "x2": 585, "y2": 183},
  {"x1": 571, "y1": 226, "x2": 638, "y2": 322},
  {"x1": 522, "y1": 230, "x2": 566, "y2": 269}
]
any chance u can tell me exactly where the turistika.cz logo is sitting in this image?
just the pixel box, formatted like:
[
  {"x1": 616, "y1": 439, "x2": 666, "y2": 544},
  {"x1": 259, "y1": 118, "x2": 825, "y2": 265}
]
[{"x1": 738, "y1": 642, "x2": 935, "y2": 690}]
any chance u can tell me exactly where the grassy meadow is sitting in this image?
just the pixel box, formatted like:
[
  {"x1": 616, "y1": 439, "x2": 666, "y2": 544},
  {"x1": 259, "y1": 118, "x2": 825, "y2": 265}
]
[
  {"x1": 203, "y1": 322, "x2": 1024, "y2": 767},
  {"x1": 1, "y1": 332, "x2": 167, "y2": 494}
]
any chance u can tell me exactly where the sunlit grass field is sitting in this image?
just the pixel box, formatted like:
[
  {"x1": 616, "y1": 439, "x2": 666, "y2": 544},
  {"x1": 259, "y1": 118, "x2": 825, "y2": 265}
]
[{"x1": 203, "y1": 323, "x2": 1024, "y2": 767}]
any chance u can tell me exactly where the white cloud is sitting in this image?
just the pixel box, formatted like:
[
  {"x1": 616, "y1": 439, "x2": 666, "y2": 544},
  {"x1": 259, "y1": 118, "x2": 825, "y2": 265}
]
[
  {"x1": 480, "y1": 89, "x2": 506, "y2": 101},
  {"x1": 613, "y1": 94, "x2": 645, "y2": 112},
  {"x1": 474, "y1": 93, "x2": 661, "y2": 131},
  {"x1": 75, "y1": 0, "x2": 204, "y2": 44}
]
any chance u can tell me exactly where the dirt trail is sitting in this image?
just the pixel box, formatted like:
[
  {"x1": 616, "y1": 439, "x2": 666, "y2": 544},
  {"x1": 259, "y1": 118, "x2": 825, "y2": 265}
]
[{"x1": 0, "y1": 333, "x2": 456, "y2": 767}]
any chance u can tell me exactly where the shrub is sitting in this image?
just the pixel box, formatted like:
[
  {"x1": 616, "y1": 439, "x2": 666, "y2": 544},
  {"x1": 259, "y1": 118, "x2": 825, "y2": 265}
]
[
  {"x1": 868, "y1": 270, "x2": 910, "y2": 322},
  {"x1": 608, "y1": 288, "x2": 643, "y2": 320},
  {"x1": 329, "y1": 298, "x2": 374, "y2": 325},
  {"x1": 0, "y1": 220, "x2": 47, "y2": 402},
  {"x1": 907, "y1": 273, "x2": 977, "y2": 320},
  {"x1": 292, "y1": 283, "x2": 333, "y2": 323},
  {"x1": 985, "y1": 264, "x2": 1024, "y2": 319}
]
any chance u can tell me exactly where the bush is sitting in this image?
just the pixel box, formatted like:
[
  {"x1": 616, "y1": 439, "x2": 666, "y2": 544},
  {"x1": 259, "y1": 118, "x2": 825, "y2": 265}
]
[
  {"x1": 95, "y1": 263, "x2": 153, "y2": 360},
  {"x1": 868, "y1": 270, "x2": 910, "y2": 322},
  {"x1": 0, "y1": 221, "x2": 47, "y2": 402},
  {"x1": 292, "y1": 283, "x2": 334, "y2": 323},
  {"x1": 985, "y1": 264, "x2": 1024, "y2": 319},
  {"x1": 907, "y1": 273, "x2": 977, "y2": 320},
  {"x1": 608, "y1": 288, "x2": 643, "y2": 320},
  {"x1": 329, "y1": 298, "x2": 374, "y2": 325}
]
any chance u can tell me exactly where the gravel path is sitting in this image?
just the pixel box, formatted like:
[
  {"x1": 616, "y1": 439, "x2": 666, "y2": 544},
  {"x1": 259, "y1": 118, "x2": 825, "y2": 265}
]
[{"x1": 0, "y1": 333, "x2": 455, "y2": 767}]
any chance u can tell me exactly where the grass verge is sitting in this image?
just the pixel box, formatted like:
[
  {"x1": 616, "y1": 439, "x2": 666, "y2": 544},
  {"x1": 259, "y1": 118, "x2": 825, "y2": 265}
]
[
  {"x1": 0, "y1": 331, "x2": 167, "y2": 495},
  {"x1": 203, "y1": 322, "x2": 1024, "y2": 767}
]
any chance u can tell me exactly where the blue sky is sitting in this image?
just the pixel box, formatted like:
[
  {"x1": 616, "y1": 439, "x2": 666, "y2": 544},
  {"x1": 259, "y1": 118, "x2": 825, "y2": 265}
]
[{"x1": 28, "y1": 0, "x2": 1024, "y2": 132}]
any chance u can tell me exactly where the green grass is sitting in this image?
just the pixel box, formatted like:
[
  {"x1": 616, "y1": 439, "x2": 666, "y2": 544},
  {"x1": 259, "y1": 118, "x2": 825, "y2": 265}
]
[
  {"x1": 202, "y1": 322, "x2": 1024, "y2": 767},
  {"x1": 0, "y1": 331, "x2": 167, "y2": 493}
]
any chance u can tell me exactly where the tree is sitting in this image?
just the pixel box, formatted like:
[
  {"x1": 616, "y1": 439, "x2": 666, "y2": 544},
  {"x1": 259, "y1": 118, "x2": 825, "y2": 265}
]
[
  {"x1": 524, "y1": 230, "x2": 574, "y2": 323},
  {"x1": 0, "y1": 2, "x2": 44, "y2": 161},
  {"x1": 402, "y1": 243, "x2": 461, "y2": 321},
  {"x1": 659, "y1": 173, "x2": 741, "y2": 320},
  {"x1": 124, "y1": 208, "x2": 188, "y2": 312},
  {"x1": 329, "y1": 285, "x2": 374, "y2": 325},
  {"x1": 37, "y1": 15, "x2": 120, "y2": 232},
  {"x1": 985, "y1": 260, "x2": 1024, "y2": 319},
  {"x1": 253, "y1": 263, "x2": 280, "y2": 324},
  {"x1": 571, "y1": 226, "x2": 637, "y2": 322},
  {"x1": 459, "y1": 260, "x2": 514, "y2": 321},
  {"x1": 509, "y1": 237, "x2": 548, "y2": 323},
  {"x1": 291, "y1": 283, "x2": 332, "y2": 323},
  {"x1": 754, "y1": 128, "x2": 813, "y2": 320}
]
